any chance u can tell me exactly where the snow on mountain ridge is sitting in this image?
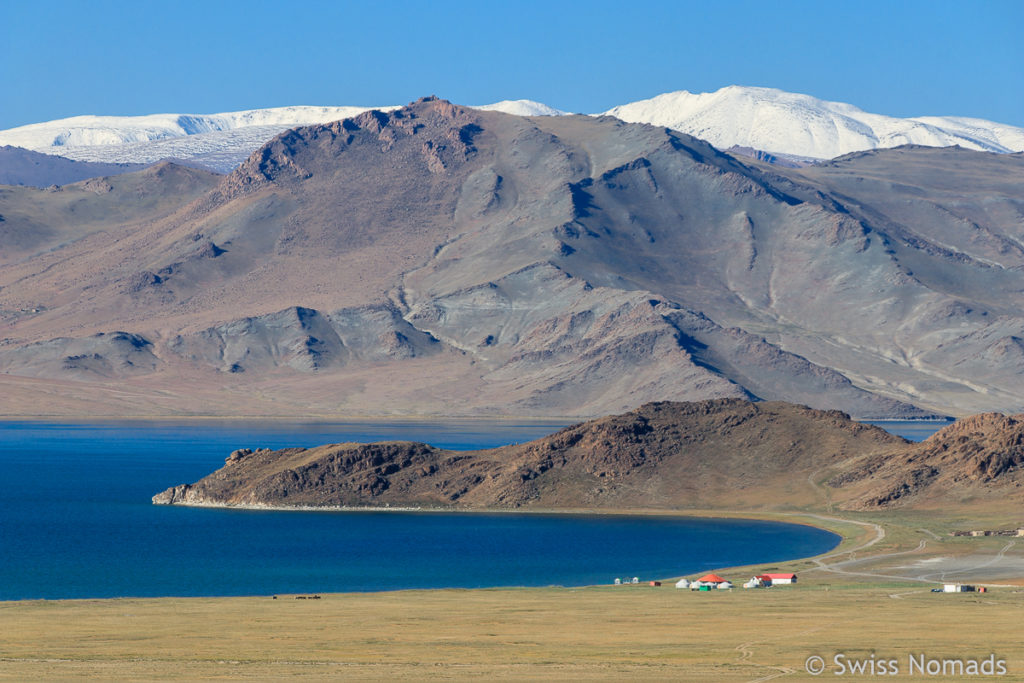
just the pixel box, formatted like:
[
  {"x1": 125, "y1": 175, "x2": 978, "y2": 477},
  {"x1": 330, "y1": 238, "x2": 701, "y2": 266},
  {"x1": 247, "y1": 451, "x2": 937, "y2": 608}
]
[
  {"x1": 603, "y1": 85, "x2": 1024, "y2": 159},
  {"x1": 0, "y1": 101, "x2": 569, "y2": 172},
  {"x1": 2, "y1": 88, "x2": 1021, "y2": 172},
  {"x1": 37, "y1": 126, "x2": 310, "y2": 174},
  {"x1": 0, "y1": 102, "x2": 565, "y2": 152},
  {"x1": 0, "y1": 105, "x2": 398, "y2": 150},
  {"x1": 473, "y1": 100, "x2": 568, "y2": 116}
]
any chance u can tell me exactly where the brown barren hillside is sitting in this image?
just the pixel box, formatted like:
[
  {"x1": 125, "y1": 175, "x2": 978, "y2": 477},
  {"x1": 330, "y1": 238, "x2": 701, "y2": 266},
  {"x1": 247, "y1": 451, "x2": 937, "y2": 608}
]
[
  {"x1": 154, "y1": 399, "x2": 909, "y2": 511},
  {"x1": 831, "y1": 411, "x2": 1024, "y2": 510},
  {"x1": 155, "y1": 400, "x2": 1024, "y2": 513}
]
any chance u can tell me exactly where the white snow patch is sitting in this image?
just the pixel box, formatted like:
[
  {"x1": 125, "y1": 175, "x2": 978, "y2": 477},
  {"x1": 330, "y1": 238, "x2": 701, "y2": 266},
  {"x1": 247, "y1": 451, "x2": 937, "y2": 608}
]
[
  {"x1": 602, "y1": 85, "x2": 1024, "y2": 159},
  {"x1": 472, "y1": 100, "x2": 567, "y2": 117}
]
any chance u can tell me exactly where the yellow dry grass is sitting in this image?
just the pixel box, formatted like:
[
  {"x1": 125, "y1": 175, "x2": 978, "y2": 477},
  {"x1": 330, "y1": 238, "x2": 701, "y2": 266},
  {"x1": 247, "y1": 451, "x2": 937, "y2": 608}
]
[
  {"x1": 2, "y1": 581, "x2": 1023, "y2": 681},
  {"x1": 4, "y1": 500, "x2": 1022, "y2": 681}
]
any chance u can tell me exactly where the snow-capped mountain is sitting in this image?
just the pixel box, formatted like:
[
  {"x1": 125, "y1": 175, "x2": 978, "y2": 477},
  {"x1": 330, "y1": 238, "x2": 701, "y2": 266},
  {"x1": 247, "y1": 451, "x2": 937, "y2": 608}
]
[
  {"x1": 9, "y1": 125, "x2": 332, "y2": 174},
  {"x1": 0, "y1": 101, "x2": 566, "y2": 172},
  {"x1": 473, "y1": 100, "x2": 568, "y2": 117},
  {"x1": 603, "y1": 86, "x2": 1024, "y2": 159},
  {"x1": 0, "y1": 106, "x2": 392, "y2": 149},
  {"x1": 1, "y1": 88, "x2": 1021, "y2": 174},
  {"x1": 0, "y1": 106, "x2": 397, "y2": 173}
]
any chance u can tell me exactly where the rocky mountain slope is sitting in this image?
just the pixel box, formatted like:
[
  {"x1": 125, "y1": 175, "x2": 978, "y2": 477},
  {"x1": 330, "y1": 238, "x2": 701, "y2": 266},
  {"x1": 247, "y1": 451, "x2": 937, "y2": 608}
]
[
  {"x1": 0, "y1": 145, "x2": 147, "y2": 187},
  {"x1": 0, "y1": 162, "x2": 221, "y2": 269},
  {"x1": 2, "y1": 98, "x2": 1024, "y2": 418},
  {"x1": 153, "y1": 399, "x2": 1024, "y2": 513},
  {"x1": 152, "y1": 399, "x2": 908, "y2": 510},
  {"x1": 830, "y1": 412, "x2": 1024, "y2": 509}
]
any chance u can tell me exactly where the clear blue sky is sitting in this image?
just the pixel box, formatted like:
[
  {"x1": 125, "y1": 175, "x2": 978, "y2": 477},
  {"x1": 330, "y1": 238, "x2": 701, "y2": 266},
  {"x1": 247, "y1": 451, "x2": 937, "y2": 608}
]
[{"x1": 2, "y1": 0, "x2": 1022, "y2": 129}]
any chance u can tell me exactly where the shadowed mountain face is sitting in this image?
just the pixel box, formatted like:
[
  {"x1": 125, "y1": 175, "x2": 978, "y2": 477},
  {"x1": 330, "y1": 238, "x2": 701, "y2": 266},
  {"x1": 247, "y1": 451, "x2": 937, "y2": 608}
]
[
  {"x1": 0, "y1": 145, "x2": 149, "y2": 188},
  {"x1": 2, "y1": 98, "x2": 1023, "y2": 418},
  {"x1": 0, "y1": 162, "x2": 222, "y2": 267}
]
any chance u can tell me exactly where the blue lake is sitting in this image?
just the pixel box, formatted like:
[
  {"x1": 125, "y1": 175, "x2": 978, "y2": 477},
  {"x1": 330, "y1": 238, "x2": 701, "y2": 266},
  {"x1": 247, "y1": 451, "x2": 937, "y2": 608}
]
[
  {"x1": 0, "y1": 418, "x2": 925, "y2": 600},
  {"x1": 865, "y1": 420, "x2": 949, "y2": 442}
]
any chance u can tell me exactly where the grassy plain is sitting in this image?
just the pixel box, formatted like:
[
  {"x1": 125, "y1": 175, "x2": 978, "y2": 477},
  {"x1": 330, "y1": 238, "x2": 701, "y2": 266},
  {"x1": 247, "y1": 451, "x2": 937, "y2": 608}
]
[
  {"x1": 5, "y1": 508, "x2": 1024, "y2": 680},
  {"x1": 3, "y1": 582, "x2": 1023, "y2": 681}
]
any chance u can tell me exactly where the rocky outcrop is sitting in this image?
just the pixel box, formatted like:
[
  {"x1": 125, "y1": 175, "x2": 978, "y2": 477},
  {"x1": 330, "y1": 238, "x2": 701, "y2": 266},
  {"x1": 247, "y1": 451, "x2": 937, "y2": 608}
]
[
  {"x1": 155, "y1": 401, "x2": 1024, "y2": 512},
  {"x1": 153, "y1": 399, "x2": 910, "y2": 511},
  {"x1": 166, "y1": 303, "x2": 442, "y2": 374},
  {"x1": 834, "y1": 412, "x2": 1024, "y2": 509},
  {"x1": 0, "y1": 331, "x2": 159, "y2": 379}
]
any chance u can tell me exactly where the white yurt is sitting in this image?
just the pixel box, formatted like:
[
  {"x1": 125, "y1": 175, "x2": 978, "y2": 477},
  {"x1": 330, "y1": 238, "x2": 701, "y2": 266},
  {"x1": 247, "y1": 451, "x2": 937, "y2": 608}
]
[
  {"x1": 675, "y1": 578, "x2": 691, "y2": 589},
  {"x1": 717, "y1": 581, "x2": 734, "y2": 590}
]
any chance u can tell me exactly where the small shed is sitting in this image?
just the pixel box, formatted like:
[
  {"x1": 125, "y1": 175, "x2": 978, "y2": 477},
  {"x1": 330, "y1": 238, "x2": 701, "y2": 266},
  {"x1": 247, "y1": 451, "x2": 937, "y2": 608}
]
[{"x1": 943, "y1": 583, "x2": 975, "y2": 593}]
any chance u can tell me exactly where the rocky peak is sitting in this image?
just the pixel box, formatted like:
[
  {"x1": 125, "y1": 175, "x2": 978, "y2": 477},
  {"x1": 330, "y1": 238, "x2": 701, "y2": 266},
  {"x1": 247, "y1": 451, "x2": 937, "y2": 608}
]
[
  {"x1": 209, "y1": 97, "x2": 484, "y2": 203},
  {"x1": 923, "y1": 412, "x2": 1022, "y2": 444},
  {"x1": 837, "y1": 411, "x2": 1024, "y2": 509}
]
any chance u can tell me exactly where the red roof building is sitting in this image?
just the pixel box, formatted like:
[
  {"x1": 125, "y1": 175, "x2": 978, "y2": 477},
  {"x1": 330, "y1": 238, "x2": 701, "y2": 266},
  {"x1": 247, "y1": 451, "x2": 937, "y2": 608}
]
[
  {"x1": 759, "y1": 573, "x2": 797, "y2": 584},
  {"x1": 698, "y1": 573, "x2": 727, "y2": 583}
]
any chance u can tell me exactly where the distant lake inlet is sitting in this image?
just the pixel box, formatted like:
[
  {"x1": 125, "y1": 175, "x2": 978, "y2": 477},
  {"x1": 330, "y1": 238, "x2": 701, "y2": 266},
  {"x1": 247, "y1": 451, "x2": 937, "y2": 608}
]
[{"x1": 0, "y1": 418, "x2": 933, "y2": 600}]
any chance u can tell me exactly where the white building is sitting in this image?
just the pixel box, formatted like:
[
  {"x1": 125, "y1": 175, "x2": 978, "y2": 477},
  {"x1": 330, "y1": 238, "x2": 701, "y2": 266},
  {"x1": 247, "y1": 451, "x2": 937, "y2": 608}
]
[
  {"x1": 943, "y1": 583, "x2": 974, "y2": 593},
  {"x1": 761, "y1": 573, "x2": 797, "y2": 585}
]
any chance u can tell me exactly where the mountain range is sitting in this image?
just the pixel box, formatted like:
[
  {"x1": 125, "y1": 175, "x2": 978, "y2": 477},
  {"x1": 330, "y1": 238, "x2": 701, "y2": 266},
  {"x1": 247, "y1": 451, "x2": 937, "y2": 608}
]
[
  {"x1": 1, "y1": 86, "x2": 1021, "y2": 180},
  {"x1": 3, "y1": 96, "x2": 1023, "y2": 418}
]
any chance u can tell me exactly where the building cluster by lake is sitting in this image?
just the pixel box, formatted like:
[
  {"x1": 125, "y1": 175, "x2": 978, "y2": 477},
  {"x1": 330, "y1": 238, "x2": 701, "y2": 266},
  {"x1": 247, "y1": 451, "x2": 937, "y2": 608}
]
[{"x1": 616, "y1": 572, "x2": 798, "y2": 591}]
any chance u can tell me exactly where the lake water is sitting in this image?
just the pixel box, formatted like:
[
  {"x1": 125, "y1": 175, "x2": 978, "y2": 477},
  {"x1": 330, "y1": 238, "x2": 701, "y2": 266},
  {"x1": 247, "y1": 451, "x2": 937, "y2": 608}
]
[
  {"x1": 865, "y1": 420, "x2": 949, "y2": 442},
  {"x1": 0, "y1": 417, "x2": 930, "y2": 600}
]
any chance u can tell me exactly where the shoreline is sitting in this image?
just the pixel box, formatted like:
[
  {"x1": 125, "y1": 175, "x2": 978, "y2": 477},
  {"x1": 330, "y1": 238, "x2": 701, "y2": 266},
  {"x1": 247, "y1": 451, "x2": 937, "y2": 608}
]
[
  {"x1": 4, "y1": 505, "x2": 854, "y2": 604},
  {"x1": 153, "y1": 498, "x2": 854, "y2": 536},
  {"x1": 154, "y1": 498, "x2": 854, "y2": 539}
]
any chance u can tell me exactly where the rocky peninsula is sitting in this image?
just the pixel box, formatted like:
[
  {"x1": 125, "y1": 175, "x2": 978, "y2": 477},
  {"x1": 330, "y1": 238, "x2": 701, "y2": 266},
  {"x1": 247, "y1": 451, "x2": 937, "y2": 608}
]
[{"x1": 153, "y1": 399, "x2": 1024, "y2": 512}]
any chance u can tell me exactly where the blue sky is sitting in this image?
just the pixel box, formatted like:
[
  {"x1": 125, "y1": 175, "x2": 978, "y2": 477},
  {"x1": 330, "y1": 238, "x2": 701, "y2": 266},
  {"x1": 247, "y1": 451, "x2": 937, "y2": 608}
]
[{"x1": 2, "y1": 0, "x2": 1022, "y2": 129}]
